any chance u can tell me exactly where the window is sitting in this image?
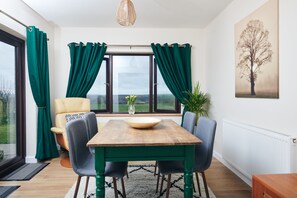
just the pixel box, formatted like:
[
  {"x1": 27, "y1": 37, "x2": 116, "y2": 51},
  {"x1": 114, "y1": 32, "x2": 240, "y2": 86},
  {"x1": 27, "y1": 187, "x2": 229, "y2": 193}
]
[
  {"x1": 0, "y1": 29, "x2": 26, "y2": 177},
  {"x1": 87, "y1": 58, "x2": 110, "y2": 112},
  {"x1": 154, "y1": 64, "x2": 179, "y2": 112},
  {"x1": 112, "y1": 55, "x2": 150, "y2": 113},
  {"x1": 87, "y1": 54, "x2": 180, "y2": 113}
]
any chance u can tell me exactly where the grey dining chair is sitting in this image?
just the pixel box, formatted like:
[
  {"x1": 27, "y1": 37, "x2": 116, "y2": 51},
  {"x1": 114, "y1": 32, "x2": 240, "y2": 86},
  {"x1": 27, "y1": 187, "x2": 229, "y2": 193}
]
[
  {"x1": 156, "y1": 116, "x2": 217, "y2": 198},
  {"x1": 154, "y1": 111, "x2": 196, "y2": 178},
  {"x1": 66, "y1": 118, "x2": 127, "y2": 198},
  {"x1": 83, "y1": 112, "x2": 98, "y2": 154},
  {"x1": 182, "y1": 111, "x2": 197, "y2": 134},
  {"x1": 83, "y1": 112, "x2": 129, "y2": 179},
  {"x1": 154, "y1": 111, "x2": 197, "y2": 174}
]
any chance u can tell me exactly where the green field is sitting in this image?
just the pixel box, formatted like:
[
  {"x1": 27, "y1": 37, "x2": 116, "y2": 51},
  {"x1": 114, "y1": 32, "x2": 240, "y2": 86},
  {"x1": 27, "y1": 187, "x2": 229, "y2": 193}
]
[
  {"x1": 118, "y1": 103, "x2": 149, "y2": 112},
  {"x1": 91, "y1": 103, "x2": 175, "y2": 113},
  {"x1": 89, "y1": 94, "x2": 176, "y2": 112},
  {"x1": 0, "y1": 124, "x2": 16, "y2": 144}
]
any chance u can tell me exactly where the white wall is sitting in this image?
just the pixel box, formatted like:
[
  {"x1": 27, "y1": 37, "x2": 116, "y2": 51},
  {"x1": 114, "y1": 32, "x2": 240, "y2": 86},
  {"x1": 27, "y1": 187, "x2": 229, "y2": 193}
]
[
  {"x1": 0, "y1": 0, "x2": 56, "y2": 162},
  {"x1": 204, "y1": 0, "x2": 297, "y2": 156}
]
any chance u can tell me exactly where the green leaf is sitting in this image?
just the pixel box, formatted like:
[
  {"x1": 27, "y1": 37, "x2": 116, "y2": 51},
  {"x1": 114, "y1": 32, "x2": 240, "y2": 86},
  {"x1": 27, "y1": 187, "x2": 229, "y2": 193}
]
[{"x1": 182, "y1": 82, "x2": 210, "y2": 123}]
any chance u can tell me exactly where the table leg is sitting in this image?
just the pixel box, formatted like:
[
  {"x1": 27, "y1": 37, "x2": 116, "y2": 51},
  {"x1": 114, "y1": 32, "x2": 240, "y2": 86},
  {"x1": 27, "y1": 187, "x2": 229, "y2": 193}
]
[
  {"x1": 95, "y1": 147, "x2": 106, "y2": 198},
  {"x1": 184, "y1": 145, "x2": 195, "y2": 198}
]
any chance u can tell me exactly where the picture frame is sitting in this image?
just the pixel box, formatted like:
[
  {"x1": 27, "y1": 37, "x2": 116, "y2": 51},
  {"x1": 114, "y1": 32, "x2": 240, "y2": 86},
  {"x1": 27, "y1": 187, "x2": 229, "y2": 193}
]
[{"x1": 235, "y1": 0, "x2": 279, "y2": 98}]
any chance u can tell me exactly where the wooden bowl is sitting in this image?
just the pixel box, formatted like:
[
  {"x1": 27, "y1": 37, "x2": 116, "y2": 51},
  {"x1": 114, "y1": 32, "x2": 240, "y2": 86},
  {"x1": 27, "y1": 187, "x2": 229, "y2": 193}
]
[{"x1": 124, "y1": 117, "x2": 161, "y2": 129}]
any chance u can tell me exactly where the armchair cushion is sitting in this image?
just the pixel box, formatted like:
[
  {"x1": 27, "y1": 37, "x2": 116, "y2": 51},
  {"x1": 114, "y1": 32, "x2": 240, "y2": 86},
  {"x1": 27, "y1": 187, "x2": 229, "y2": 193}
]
[{"x1": 65, "y1": 113, "x2": 87, "y2": 122}]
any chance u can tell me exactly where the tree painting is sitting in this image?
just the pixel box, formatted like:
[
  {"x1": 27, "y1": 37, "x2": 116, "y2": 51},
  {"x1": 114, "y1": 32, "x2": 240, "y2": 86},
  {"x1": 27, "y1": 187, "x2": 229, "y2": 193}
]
[
  {"x1": 236, "y1": 20, "x2": 272, "y2": 96},
  {"x1": 235, "y1": 0, "x2": 278, "y2": 98}
]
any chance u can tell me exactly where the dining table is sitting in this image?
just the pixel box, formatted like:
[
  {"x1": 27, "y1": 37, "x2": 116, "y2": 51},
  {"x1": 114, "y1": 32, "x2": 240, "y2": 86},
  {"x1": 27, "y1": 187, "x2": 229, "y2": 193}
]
[{"x1": 87, "y1": 119, "x2": 202, "y2": 198}]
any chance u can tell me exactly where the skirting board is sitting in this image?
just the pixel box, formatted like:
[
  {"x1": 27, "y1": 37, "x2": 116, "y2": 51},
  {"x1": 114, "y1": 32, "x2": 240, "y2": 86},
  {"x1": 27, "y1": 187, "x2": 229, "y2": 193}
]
[
  {"x1": 213, "y1": 150, "x2": 252, "y2": 187},
  {"x1": 25, "y1": 156, "x2": 37, "y2": 163}
]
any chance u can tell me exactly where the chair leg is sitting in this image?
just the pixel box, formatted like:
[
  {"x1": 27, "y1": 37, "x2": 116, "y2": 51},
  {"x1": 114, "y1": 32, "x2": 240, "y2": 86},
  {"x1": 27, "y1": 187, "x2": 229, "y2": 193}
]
[
  {"x1": 165, "y1": 174, "x2": 171, "y2": 198},
  {"x1": 73, "y1": 175, "x2": 81, "y2": 198},
  {"x1": 121, "y1": 177, "x2": 126, "y2": 198},
  {"x1": 201, "y1": 172, "x2": 210, "y2": 198},
  {"x1": 154, "y1": 161, "x2": 158, "y2": 176},
  {"x1": 159, "y1": 175, "x2": 165, "y2": 194},
  {"x1": 83, "y1": 176, "x2": 90, "y2": 198},
  {"x1": 195, "y1": 172, "x2": 201, "y2": 196},
  {"x1": 156, "y1": 169, "x2": 160, "y2": 193},
  {"x1": 112, "y1": 177, "x2": 118, "y2": 198},
  {"x1": 126, "y1": 170, "x2": 129, "y2": 178}
]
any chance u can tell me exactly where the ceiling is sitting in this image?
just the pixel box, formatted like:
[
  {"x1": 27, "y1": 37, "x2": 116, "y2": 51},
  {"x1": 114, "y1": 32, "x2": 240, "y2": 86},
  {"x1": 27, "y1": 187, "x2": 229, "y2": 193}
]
[{"x1": 22, "y1": 0, "x2": 233, "y2": 28}]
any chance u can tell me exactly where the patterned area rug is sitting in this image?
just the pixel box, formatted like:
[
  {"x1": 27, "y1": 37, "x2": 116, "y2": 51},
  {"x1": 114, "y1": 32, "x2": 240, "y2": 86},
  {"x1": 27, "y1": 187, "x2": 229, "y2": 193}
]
[{"x1": 65, "y1": 164, "x2": 216, "y2": 198}]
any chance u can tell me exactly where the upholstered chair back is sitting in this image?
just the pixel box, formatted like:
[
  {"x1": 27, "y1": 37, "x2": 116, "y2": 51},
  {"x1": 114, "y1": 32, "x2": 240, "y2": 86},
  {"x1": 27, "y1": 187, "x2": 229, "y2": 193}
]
[
  {"x1": 182, "y1": 111, "x2": 197, "y2": 134},
  {"x1": 54, "y1": 98, "x2": 90, "y2": 129},
  {"x1": 51, "y1": 97, "x2": 90, "y2": 151}
]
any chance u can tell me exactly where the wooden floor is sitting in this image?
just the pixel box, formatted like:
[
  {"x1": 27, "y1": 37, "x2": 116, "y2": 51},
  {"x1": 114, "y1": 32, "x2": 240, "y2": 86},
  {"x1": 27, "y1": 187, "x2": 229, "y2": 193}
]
[
  {"x1": 0, "y1": 155, "x2": 251, "y2": 198},
  {"x1": 207, "y1": 158, "x2": 251, "y2": 198}
]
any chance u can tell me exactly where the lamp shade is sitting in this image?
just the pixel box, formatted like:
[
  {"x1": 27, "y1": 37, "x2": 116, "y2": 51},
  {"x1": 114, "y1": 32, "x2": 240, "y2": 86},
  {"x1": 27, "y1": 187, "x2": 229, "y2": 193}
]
[{"x1": 116, "y1": 0, "x2": 136, "y2": 26}]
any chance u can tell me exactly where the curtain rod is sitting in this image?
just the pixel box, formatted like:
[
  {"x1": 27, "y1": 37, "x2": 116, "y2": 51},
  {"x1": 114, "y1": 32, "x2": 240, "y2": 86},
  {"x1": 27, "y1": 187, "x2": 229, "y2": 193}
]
[
  {"x1": 107, "y1": 44, "x2": 191, "y2": 48},
  {"x1": 68, "y1": 43, "x2": 191, "y2": 48},
  {"x1": 107, "y1": 44, "x2": 151, "y2": 48},
  {"x1": 0, "y1": 10, "x2": 31, "y2": 30},
  {"x1": 0, "y1": 10, "x2": 50, "y2": 41}
]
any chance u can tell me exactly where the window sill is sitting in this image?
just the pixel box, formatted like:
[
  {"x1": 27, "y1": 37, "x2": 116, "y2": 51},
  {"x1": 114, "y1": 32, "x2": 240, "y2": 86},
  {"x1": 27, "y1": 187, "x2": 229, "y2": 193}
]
[{"x1": 96, "y1": 113, "x2": 181, "y2": 117}]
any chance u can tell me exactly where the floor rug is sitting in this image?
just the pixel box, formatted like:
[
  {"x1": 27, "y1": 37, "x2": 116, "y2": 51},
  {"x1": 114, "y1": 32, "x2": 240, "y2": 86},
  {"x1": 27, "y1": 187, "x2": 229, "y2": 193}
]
[
  {"x1": 0, "y1": 163, "x2": 49, "y2": 181},
  {"x1": 0, "y1": 186, "x2": 20, "y2": 198},
  {"x1": 65, "y1": 164, "x2": 216, "y2": 198}
]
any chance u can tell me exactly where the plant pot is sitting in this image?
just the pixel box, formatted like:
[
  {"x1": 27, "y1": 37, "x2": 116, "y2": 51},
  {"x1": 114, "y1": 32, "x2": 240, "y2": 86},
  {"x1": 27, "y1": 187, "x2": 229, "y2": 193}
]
[{"x1": 128, "y1": 104, "x2": 135, "y2": 114}]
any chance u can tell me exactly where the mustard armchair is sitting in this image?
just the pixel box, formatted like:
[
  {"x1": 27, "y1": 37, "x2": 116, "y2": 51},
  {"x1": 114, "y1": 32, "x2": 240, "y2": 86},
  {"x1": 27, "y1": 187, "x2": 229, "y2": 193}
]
[{"x1": 51, "y1": 98, "x2": 90, "y2": 151}]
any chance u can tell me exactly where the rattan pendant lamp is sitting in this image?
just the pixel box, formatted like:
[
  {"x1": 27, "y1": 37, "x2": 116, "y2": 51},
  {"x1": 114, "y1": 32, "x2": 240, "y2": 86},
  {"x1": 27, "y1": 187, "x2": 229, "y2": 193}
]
[{"x1": 116, "y1": 0, "x2": 136, "y2": 26}]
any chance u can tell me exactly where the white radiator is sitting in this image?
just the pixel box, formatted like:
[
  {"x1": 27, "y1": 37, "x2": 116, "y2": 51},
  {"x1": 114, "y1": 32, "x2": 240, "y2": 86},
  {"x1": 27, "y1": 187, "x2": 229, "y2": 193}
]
[{"x1": 223, "y1": 119, "x2": 297, "y2": 181}]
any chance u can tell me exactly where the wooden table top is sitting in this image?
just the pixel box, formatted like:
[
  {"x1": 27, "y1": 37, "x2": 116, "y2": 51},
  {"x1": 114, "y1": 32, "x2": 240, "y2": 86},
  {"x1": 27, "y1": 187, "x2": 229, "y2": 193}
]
[{"x1": 87, "y1": 119, "x2": 202, "y2": 147}]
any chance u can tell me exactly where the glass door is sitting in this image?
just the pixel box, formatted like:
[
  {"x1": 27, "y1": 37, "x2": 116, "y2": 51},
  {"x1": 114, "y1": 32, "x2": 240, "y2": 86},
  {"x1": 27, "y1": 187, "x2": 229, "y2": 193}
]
[{"x1": 0, "y1": 29, "x2": 25, "y2": 177}]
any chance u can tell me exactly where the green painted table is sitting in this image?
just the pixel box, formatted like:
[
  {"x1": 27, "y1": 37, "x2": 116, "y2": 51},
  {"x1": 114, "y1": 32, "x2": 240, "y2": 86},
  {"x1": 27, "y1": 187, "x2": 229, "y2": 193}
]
[{"x1": 87, "y1": 119, "x2": 202, "y2": 198}]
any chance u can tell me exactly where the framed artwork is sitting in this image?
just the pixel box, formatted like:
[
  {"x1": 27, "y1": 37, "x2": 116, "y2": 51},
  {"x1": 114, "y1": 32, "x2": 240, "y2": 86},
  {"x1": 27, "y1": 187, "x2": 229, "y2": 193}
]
[{"x1": 235, "y1": 0, "x2": 279, "y2": 98}]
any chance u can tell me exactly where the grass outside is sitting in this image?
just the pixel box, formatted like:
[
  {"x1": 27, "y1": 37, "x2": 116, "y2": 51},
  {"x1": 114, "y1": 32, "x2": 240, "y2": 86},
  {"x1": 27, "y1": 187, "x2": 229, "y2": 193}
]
[
  {"x1": 89, "y1": 94, "x2": 176, "y2": 112},
  {"x1": 0, "y1": 124, "x2": 16, "y2": 144},
  {"x1": 118, "y1": 104, "x2": 149, "y2": 112}
]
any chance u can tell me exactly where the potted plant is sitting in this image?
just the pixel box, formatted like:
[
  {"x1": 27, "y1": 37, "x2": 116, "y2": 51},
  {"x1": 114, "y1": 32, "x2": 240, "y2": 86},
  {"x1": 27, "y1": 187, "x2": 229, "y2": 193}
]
[
  {"x1": 182, "y1": 82, "x2": 210, "y2": 124},
  {"x1": 125, "y1": 95, "x2": 137, "y2": 114}
]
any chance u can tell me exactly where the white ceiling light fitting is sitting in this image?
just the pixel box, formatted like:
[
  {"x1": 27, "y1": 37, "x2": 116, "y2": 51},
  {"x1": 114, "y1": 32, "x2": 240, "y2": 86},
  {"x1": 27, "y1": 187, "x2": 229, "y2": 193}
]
[{"x1": 116, "y1": 0, "x2": 136, "y2": 26}]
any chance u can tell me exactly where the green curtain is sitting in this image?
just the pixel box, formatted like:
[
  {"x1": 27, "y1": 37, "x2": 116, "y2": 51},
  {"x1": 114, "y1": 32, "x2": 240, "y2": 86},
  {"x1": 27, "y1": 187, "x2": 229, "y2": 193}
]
[
  {"x1": 26, "y1": 26, "x2": 59, "y2": 160},
  {"x1": 151, "y1": 43, "x2": 192, "y2": 124},
  {"x1": 66, "y1": 42, "x2": 107, "y2": 97}
]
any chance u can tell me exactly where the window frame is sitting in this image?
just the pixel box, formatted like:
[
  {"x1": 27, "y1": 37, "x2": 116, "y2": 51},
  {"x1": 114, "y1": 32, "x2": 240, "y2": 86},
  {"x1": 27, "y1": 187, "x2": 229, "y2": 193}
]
[
  {"x1": 89, "y1": 53, "x2": 180, "y2": 114},
  {"x1": 88, "y1": 58, "x2": 111, "y2": 113},
  {"x1": 0, "y1": 29, "x2": 26, "y2": 177}
]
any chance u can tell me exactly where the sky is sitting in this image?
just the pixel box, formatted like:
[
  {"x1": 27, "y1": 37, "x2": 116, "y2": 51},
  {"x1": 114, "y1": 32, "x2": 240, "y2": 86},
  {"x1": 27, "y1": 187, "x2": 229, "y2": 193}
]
[
  {"x1": 0, "y1": 42, "x2": 15, "y2": 91},
  {"x1": 89, "y1": 55, "x2": 171, "y2": 95}
]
